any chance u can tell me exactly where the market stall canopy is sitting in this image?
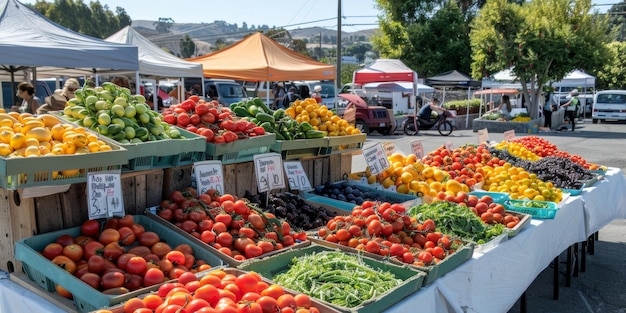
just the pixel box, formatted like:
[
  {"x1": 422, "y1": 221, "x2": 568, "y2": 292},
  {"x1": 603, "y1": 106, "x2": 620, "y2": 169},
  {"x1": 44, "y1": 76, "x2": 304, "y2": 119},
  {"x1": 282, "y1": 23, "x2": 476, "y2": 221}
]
[
  {"x1": 105, "y1": 26, "x2": 203, "y2": 79},
  {"x1": 474, "y1": 88, "x2": 519, "y2": 96},
  {"x1": 362, "y1": 81, "x2": 434, "y2": 94},
  {"x1": 186, "y1": 32, "x2": 335, "y2": 82},
  {"x1": 353, "y1": 59, "x2": 417, "y2": 85},
  {"x1": 0, "y1": 0, "x2": 139, "y2": 77},
  {"x1": 426, "y1": 70, "x2": 481, "y2": 88},
  {"x1": 551, "y1": 69, "x2": 595, "y2": 88}
]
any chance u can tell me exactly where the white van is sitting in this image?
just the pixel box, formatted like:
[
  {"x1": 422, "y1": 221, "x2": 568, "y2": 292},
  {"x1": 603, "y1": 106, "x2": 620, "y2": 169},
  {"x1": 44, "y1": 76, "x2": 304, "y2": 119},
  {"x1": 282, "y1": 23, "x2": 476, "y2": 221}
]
[{"x1": 592, "y1": 90, "x2": 626, "y2": 123}]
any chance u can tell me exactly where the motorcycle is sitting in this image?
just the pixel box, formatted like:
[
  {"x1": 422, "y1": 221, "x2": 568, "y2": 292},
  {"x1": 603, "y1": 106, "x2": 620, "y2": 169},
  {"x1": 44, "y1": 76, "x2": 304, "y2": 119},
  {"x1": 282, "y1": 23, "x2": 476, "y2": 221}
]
[{"x1": 402, "y1": 110, "x2": 456, "y2": 136}]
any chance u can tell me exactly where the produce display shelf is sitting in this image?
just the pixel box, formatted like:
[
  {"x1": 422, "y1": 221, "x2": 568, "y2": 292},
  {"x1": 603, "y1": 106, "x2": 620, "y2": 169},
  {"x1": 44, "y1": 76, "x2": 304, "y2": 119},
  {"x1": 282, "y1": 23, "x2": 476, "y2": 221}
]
[
  {"x1": 238, "y1": 244, "x2": 426, "y2": 313},
  {"x1": 14, "y1": 214, "x2": 226, "y2": 313},
  {"x1": 302, "y1": 181, "x2": 421, "y2": 211},
  {"x1": 321, "y1": 133, "x2": 367, "y2": 155},
  {"x1": 204, "y1": 133, "x2": 275, "y2": 164},
  {"x1": 0, "y1": 137, "x2": 128, "y2": 189},
  {"x1": 270, "y1": 137, "x2": 328, "y2": 160},
  {"x1": 121, "y1": 126, "x2": 206, "y2": 171},
  {"x1": 504, "y1": 199, "x2": 560, "y2": 219},
  {"x1": 145, "y1": 212, "x2": 310, "y2": 267}
]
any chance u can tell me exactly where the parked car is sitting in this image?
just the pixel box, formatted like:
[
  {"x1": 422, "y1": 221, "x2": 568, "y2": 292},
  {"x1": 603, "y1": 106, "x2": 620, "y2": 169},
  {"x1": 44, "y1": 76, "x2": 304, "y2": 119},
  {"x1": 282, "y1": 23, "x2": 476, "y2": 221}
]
[
  {"x1": 186, "y1": 78, "x2": 249, "y2": 106},
  {"x1": 338, "y1": 93, "x2": 394, "y2": 135},
  {"x1": 592, "y1": 90, "x2": 626, "y2": 123},
  {"x1": 293, "y1": 80, "x2": 337, "y2": 109}
]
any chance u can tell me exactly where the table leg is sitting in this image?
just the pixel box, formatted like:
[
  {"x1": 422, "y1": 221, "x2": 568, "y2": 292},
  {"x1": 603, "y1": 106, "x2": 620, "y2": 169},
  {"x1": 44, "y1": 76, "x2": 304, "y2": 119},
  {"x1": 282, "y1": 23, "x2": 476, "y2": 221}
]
[
  {"x1": 573, "y1": 243, "x2": 579, "y2": 277},
  {"x1": 581, "y1": 241, "x2": 587, "y2": 272},
  {"x1": 566, "y1": 246, "x2": 573, "y2": 287},
  {"x1": 553, "y1": 256, "x2": 559, "y2": 300},
  {"x1": 520, "y1": 291, "x2": 527, "y2": 313}
]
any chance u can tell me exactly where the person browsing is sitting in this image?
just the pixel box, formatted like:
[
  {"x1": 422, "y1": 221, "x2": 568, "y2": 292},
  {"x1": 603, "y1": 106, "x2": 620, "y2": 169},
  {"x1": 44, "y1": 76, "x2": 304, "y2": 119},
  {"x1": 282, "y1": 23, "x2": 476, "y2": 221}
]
[
  {"x1": 418, "y1": 98, "x2": 446, "y2": 122},
  {"x1": 560, "y1": 89, "x2": 580, "y2": 131},
  {"x1": 12, "y1": 82, "x2": 41, "y2": 114},
  {"x1": 284, "y1": 86, "x2": 301, "y2": 107},
  {"x1": 310, "y1": 85, "x2": 323, "y2": 103},
  {"x1": 37, "y1": 78, "x2": 80, "y2": 114},
  {"x1": 489, "y1": 95, "x2": 512, "y2": 119},
  {"x1": 273, "y1": 82, "x2": 286, "y2": 109}
]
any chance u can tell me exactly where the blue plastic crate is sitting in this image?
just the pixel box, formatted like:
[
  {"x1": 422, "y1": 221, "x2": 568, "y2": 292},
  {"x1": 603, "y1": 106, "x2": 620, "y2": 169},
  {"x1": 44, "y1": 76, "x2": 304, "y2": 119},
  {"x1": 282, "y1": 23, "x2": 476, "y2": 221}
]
[
  {"x1": 468, "y1": 191, "x2": 510, "y2": 204},
  {"x1": 504, "y1": 199, "x2": 560, "y2": 219}
]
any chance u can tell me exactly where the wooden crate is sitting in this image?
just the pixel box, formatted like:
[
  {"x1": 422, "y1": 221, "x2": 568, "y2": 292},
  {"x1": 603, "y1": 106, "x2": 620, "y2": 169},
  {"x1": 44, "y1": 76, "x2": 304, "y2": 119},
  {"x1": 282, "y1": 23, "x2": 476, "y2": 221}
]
[{"x1": 0, "y1": 169, "x2": 164, "y2": 273}]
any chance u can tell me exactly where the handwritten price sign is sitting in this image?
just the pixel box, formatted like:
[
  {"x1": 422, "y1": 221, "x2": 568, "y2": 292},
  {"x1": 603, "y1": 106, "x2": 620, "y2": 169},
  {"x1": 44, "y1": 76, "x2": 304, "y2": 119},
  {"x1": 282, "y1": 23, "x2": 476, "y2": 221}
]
[
  {"x1": 283, "y1": 161, "x2": 312, "y2": 191},
  {"x1": 194, "y1": 160, "x2": 225, "y2": 195},
  {"x1": 253, "y1": 153, "x2": 285, "y2": 193},
  {"x1": 362, "y1": 142, "x2": 390, "y2": 176},
  {"x1": 87, "y1": 170, "x2": 124, "y2": 220},
  {"x1": 411, "y1": 140, "x2": 424, "y2": 159}
]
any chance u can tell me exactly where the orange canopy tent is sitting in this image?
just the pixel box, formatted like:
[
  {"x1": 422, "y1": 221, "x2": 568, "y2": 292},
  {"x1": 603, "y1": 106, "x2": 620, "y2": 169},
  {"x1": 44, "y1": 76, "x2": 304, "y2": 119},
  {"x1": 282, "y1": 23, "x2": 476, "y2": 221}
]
[{"x1": 186, "y1": 32, "x2": 336, "y2": 82}]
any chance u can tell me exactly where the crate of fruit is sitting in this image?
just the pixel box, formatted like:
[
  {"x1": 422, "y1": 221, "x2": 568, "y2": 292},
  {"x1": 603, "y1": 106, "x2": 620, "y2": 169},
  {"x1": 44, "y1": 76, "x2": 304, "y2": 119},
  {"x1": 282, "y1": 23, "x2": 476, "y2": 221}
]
[
  {"x1": 0, "y1": 118, "x2": 128, "y2": 189},
  {"x1": 270, "y1": 137, "x2": 329, "y2": 160},
  {"x1": 14, "y1": 214, "x2": 226, "y2": 313},
  {"x1": 302, "y1": 180, "x2": 421, "y2": 211},
  {"x1": 119, "y1": 126, "x2": 206, "y2": 171},
  {"x1": 238, "y1": 244, "x2": 426, "y2": 313},
  {"x1": 205, "y1": 133, "x2": 275, "y2": 164},
  {"x1": 321, "y1": 133, "x2": 367, "y2": 155},
  {"x1": 504, "y1": 199, "x2": 560, "y2": 219}
]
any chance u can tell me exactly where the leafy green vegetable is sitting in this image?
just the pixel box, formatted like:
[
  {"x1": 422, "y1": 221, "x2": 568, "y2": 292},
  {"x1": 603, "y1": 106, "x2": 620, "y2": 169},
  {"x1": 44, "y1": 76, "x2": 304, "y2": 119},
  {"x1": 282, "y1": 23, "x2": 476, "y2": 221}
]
[
  {"x1": 273, "y1": 251, "x2": 402, "y2": 308},
  {"x1": 407, "y1": 201, "x2": 504, "y2": 244}
]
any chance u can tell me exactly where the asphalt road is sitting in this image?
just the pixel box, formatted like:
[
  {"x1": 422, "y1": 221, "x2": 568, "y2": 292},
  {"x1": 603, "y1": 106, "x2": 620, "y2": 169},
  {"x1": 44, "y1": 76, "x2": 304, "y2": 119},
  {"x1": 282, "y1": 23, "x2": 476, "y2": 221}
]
[{"x1": 354, "y1": 118, "x2": 626, "y2": 313}]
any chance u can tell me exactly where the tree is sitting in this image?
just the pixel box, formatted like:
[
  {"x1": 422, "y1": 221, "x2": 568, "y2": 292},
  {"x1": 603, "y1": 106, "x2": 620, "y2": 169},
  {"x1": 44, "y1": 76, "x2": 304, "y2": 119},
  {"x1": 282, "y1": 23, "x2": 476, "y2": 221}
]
[
  {"x1": 470, "y1": 0, "x2": 612, "y2": 119},
  {"x1": 606, "y1": 2, "x2": 626, "y2": 41},
  {"x1": 346, "y1": 43, "x2": 374, "y2": 64},
  {"x1": 264, "y1": 28, "x2": 292, "y2": 47},
  {"x1": 211, "y1": 38, "x2": 228, "y2": 52},
  {"x1": 596, "y1": 41, "x2": 626, "y2": 89},
  {"x1": 341, "y1": 64, "x2": 361, "y2": 86},
  {"x1": 180, "y1": 35, "x2": 196, "y2": 58},
  {"x1": 292, "y1": 39, "x2": 309, "y2": 56},
  {"x1": 154, "y1": 17, "x2": 174, "y2": 33}
]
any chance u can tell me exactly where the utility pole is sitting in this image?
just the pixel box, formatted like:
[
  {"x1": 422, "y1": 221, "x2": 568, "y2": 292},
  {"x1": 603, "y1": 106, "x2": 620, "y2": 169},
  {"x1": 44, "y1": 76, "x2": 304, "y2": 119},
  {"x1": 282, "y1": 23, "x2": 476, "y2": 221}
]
[
  {"x1": 319, "y1": 32, "x2": 322, "y2": 60},
  {"x1": 336, "y1": 0, "x2": 342, "y2": 91}
]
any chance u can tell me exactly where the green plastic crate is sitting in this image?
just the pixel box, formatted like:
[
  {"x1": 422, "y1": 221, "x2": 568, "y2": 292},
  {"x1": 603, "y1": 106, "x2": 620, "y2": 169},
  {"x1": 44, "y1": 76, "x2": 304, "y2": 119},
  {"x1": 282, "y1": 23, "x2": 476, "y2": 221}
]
[
  {"x1": 238, "y1": 244, "x2": 426, "y2": 313},
  {"x1": 14, "y1": 215, "x2": 226, "y2": 313},
  {"x1": 322, "y1": 133, "x2": 367, "y2": 155},
  {"x1": 121, "y1": 126, "x2": 206, "y2": 171},
  {"x1": 270, "y1": 137, "x2": 329, "y2": 160},
  {"x1": 205, "y1": 133, "x2": 275, "y2": 164},
  {"x1": 0, "y1": 137, "x2": 128, "y2": 189}
]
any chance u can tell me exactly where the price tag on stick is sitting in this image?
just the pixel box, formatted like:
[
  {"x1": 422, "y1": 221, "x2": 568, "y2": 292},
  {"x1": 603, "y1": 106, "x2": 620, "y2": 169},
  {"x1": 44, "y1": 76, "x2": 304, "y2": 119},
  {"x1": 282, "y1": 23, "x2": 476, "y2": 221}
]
[
  {"x1": 411, "y1": 140, "x2": 424, "y2": 159},
  {"x1": 253, "y1": 153, "x2": 285, "y2": 193},
  {"x1": 87, "y1": 170, "x2": 124, "y2": 220},
  {"x1": 194, "y1": 160, "x2": 225, "y2": 195},
  {"x1": 361, "y1": 142, "x2": 390, "y2": 176},
  {"x1": 504, "y1": 130, "x2": 516, "y2": 141},
  {"x1": 283, "y1": 161, "x2": 311, "y2": 191},
  {"x1": 477, "y1": 128, "x2": 489, "y2": 144}
]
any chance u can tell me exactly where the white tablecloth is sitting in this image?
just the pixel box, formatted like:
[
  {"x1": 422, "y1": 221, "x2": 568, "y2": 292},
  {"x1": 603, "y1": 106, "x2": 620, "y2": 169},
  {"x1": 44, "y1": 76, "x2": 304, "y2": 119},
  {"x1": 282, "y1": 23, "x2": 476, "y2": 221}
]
[
  {"x1": 0, "y1": 272, "x2": 66, "y2": 313},
  {"x1": 579, "y1": 167, "x2": 626, "y2": 236}
]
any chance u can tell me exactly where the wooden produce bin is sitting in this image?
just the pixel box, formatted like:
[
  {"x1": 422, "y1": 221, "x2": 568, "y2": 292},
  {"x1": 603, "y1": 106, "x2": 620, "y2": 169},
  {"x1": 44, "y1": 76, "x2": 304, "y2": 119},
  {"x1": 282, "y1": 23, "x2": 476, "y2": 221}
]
[{"x1": 0, "y1": 169, "x2": 164, "y2": 273}]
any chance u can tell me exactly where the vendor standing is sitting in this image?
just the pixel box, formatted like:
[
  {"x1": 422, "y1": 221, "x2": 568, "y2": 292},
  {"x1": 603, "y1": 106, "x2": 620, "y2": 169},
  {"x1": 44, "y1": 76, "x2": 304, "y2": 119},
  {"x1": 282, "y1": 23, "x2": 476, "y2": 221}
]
[
  {"x1": 12, "y1": 82, "x2": 41, "y2": 114},
  {"x1": 560, "y1": 89, "x2": 579, "y2": 131}
]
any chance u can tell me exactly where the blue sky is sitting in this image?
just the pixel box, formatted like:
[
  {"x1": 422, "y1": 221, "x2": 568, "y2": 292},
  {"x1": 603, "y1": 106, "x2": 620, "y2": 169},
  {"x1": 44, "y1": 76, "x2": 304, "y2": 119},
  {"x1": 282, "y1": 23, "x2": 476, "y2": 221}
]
[{"x1": 24, "y1": 0, "x2": 618, "y2": 31}]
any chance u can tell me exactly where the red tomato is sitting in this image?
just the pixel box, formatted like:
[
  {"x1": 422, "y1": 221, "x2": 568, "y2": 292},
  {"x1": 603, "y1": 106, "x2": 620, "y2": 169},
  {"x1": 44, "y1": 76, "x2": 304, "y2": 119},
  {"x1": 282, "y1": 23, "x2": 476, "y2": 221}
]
[
  {"x1": 165, "y1": 250, "x2": 187, "y2": 266},
  {"x1": 199, "y1": 128, "x2": 215, "y2": 142},
  {"x1": 200, "y1": 230, "x2": 216, "y2": 244},
  {"x1": 79, "y1": 272, "x2": 101, "y2": 289},
  {"x1": 244, "y1": 244, "x2": 264, "y2": 259},
  {"x1": 55, "y1": 234, "x2": 75, "y2": 247},
  {"x1": 124, "y1": 273, "x2": 144, "y2": 291},
  {"x1": 42, "y1": 243, "x2": 64, "y2": 260},
  {"x1": 99, "y1": 228, "x2": 120, "y2": 245},
  {"x1": 138, "y1": 231, "x2": 160, "y2": 247},
  {"x1": 163, "y1": 114, "x2": 177, "y2": 125},
  {"x1": 195, "y1": 103, "x2": 210, "y2": 116},
  {"x1": 81, "y1": 219, "x2": 101, "y2": 237},
  {"x1": 87, "y1": 255, "x2": 106, "y2": 274},
  {"x1": 201, "y1": 112, "x2": 216, "y2": 124},
  {"x1": 256, "y1": 296, "x2": 279, "y2": 313},
  {"x1": 252, "y1": 126, "x2": 265, "y2": 136},
  {"x1": 222, "y1": 131, "x2": 238, "y2": 143},
  {"x1": 101, "y1": 271, "x2": 125, "y2": 289},
  {"x1": 177, "y1": 113, "x2": 191, "y2": 127},
  {"x1": 118, "y1": 226, "x2": 136, "y2": 246},
  {"x1": 143, "y1": 267, "x2": 165, "y2": 287},
  {"x1": 216, "y1": 232, "x2": 233, "y2": 248},
  {"x1": 126, "y1": 256, "x2": 148, "y2": 275}
]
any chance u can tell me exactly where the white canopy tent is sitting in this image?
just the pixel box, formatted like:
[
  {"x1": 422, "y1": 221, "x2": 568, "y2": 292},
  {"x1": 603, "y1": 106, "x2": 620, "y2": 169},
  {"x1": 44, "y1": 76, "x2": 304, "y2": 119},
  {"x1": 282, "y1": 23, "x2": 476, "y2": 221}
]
[
  {"x1": 0, "y1": 0, "x2": 138, "y2": 76},
  {"x1": 105, "y1": 26, "x2": 205, "y2": 108}
]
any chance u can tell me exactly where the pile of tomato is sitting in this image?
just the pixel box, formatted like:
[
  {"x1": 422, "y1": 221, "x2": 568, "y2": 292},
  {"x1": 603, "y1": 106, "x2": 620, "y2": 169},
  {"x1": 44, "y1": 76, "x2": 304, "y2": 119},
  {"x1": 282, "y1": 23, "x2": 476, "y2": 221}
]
[
  {"x1": 94, "y1": 269, "x2": 321, "y2": 313},
  {"x1": 432, "y1": 191, "x2": 521, "y2": 228},
  {"x1": 157, "y1": 188, "x2": 307, "y2": 262},
  {"x1": 161, "y1": 97, "x2": 265, "y2": 143},
  {"x1": 316, "y1": 201, "x2": 463, "y2": 267},
  {"x1": 40, "y1": 214, "x2": 213, "y2": 299},
  {"x1": 511, "y1": 136, "x2": 601, "y2": 170},
  {"x1": 421, "y1": 145, "x2": 492, "y2": 188}
]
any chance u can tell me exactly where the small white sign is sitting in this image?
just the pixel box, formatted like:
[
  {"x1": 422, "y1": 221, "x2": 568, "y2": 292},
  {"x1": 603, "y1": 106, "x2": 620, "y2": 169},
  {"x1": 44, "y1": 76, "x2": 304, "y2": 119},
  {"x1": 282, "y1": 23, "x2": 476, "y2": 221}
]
[
  {"x1": 477, "y1": 128, "x2": 489, "y2": 144},
  {"x1": 87, "y1": 170, "x2": 124, "y2": 220},
  {"x1": 283, "y1": 161, "x2": 312, "y2": 191},
  {"x1": 504, "y1": 130, "x2": 516, "y2": 141},
  {"x1": 362, "y1": 142, "x2": 390, "y2": 176},
  {"x1": 445, "y1": 140, "x2": 454, "y2": 151},
  {"x1": 382, "y1": 142, "x2": 397, "y2": 157},
  {"x1": 411, "y1": 140, "x2": 424, "y2": 159},
  {"x1": 194, "y1": 160, "x2": 225, "y2": 195},
  {"x1": 253, "y1": 153, "x2": 285, "y2": 193}
]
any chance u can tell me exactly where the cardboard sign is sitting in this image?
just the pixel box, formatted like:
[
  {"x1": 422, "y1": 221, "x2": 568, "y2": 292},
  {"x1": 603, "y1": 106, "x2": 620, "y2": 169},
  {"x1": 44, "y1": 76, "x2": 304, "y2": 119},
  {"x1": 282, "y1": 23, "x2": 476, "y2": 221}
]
[
  {"x1": 362, "y1": 142, "x2": 390, "y2": 176},
  {"x1": 477, "y1": 128, "x2": 489, "y2": 144},
  {"x1": 87, "y1": 170, "x2": 124, "y2": 220},
  {"x1": 283, "y1": 161, "x2": 312, "y2": 191},
  {"x1": 411, "y1": 140, "x2": 424, "y2": 159},
  {"x1": 504, "y1": 130, "x2": 516, "y2": 141},
  {"x1": 383, "y1": 142, "x2": 397, "y2": 157},
  {"x1": 253, "y1": 153, "x2": 285, "y2": 193},
  {"x1": 194, "y1": 160, "x2": 225, "y2": 195}
]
